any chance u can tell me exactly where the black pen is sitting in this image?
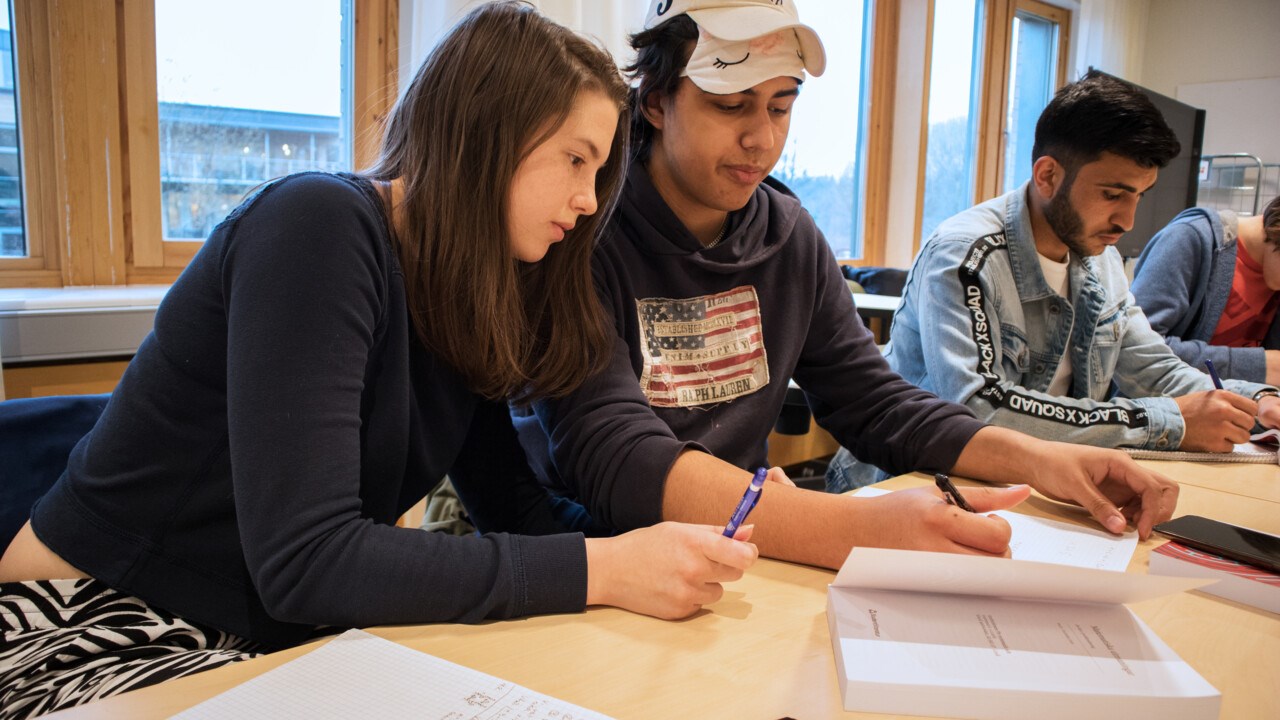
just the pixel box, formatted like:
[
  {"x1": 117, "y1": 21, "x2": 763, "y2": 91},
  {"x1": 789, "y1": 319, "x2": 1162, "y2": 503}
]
[{"x1": 934, "y1": 473, "x2": 975, "y2": 513}]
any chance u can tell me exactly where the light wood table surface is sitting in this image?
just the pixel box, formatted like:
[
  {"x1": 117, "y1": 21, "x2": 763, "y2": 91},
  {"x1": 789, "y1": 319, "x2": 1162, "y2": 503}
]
[
  {"x1": 50, "y1": 469, "x2": 1279, "y2": 719},
  {"x1": 1133, "y1": 456, "x2": 1280, "y2": 505}
]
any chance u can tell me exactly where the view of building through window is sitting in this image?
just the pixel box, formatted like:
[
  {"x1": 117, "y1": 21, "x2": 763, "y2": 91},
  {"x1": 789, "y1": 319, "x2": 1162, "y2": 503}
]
[
  {"x1": 1, "y1": 2, "x2": 1056, "y2": 263},
  {"x1": 771, "y1": 0, "x2": 873, "y2": 261},
  {"x1": 920, "y1": 0, "x2": 985, "y2": 242},
  {"x1": 0, "y1": 1, "x2": 23, "y2": 258},
  {"x1": 156, "y1": 0, "x2": 353, "y2": 240}
]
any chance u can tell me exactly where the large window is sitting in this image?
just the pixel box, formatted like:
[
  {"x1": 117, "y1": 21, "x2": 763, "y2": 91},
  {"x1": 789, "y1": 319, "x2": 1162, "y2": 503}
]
[
  {"x1": 0, "y1": 1, "x2": 394, "y2": 288},
  {"x1": 1002, "y1": 10, "x2": 1055, "y2": 192},
  {"x1": 919, "y1": 0, "x2": 986, "y2": 241},
  {"x1": 155, "y1": 0, "x2": 353, "y2": 241},
  {"x1": 773, "y1": 0, "x2": 875, "y2": 261},
  {"x1": 912, "y1": 0, "x2": 1070, "y2": 253}
]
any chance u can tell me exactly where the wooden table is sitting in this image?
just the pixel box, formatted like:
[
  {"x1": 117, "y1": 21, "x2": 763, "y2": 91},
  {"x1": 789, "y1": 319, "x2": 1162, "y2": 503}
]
[
  {"x1": 50, "y1": 467, "x2": 1279, "y2": 719},
  {"x1": 1134, "y1": 456, "x2": 1280, "y2": 504}
]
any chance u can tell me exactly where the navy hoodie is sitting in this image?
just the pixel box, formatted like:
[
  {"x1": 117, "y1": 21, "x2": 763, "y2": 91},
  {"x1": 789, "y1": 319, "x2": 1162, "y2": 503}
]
[{"x1": 516, "y1": 163, "x2": 986, "y2": 531}]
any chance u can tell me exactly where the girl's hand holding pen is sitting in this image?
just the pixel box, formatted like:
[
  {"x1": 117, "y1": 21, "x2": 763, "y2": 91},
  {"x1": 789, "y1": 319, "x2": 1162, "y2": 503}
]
[{"x1": 583, "y1": 522, "x2": 758, "y2": 620}]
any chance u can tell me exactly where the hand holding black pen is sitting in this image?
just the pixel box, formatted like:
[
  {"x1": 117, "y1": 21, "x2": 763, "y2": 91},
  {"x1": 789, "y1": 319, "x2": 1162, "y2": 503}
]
[{"x1": 934, "y1": 473, "x2": 975, "y2": 513}]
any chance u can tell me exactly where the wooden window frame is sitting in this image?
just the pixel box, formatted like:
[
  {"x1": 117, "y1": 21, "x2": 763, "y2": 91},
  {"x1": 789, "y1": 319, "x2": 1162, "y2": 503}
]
[
  {"x1": 974, "y1": 0, "x2": 1071, "y2": 201},
  {"x1": 0, "y1": 0, "x2": 399, "y2": 289},
  {"x1": 845, "y1": 0, "x2": 900, "y2": 269},
  {"x1": 912, "y1": 0, "x2": 1071, "y2": 256}
]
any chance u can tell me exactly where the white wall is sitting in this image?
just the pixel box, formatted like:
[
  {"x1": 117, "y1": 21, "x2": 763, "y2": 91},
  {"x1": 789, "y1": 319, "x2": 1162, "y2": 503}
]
[
  {"x1": 1140, "y1": 0, "x2": 1280, "y2": 97},
  {"x1": 1140, "y1": 0, "x2": 1280, "y2": 162},
  {"x1": 399, "y1": 1, "x2": 643, "y2": 79}
]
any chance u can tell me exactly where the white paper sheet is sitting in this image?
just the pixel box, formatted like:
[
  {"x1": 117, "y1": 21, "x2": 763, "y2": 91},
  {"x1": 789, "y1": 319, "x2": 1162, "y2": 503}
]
[
  {"x1": 832, "y1": 547, "x2": 1210, "y2": 604},
  {"x1": 853, "y1": 486, "x2": 1139, "y2": 571},
  {"x1": 174, "y1": 629, "x2": 613, "y2": 720},
  {"x1": 827, "y1": 547, "x2": 1219, "y2": 719}
]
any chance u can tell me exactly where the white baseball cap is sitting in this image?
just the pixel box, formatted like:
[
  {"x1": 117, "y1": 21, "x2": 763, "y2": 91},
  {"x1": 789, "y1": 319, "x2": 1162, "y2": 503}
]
[{"x1": 644, "y1": 0, "x2": 826, "y2": 79}]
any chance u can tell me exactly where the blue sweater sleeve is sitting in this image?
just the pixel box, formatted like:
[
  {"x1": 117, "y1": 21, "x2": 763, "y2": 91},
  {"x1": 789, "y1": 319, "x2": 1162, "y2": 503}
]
[{"x1": 1132, "y1": 219, "x2": 1268, "y2": 383}]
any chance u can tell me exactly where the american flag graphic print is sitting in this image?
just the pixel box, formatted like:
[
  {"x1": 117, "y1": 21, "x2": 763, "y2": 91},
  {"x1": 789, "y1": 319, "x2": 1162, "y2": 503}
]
[{"x1": 636, "y1": 285, "x2": 769, "y2": 408}]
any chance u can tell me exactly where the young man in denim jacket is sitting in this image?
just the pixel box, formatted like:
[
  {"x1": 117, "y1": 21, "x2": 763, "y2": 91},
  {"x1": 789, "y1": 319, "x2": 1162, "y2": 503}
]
[{"x1": 829, "y1": 71, "x2": 1280, "y2": 493}]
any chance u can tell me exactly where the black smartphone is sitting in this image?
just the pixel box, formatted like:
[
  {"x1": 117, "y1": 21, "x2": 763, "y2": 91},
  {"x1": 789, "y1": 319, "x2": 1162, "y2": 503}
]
[{"x1": 1154, "y1": 515, "x2": 1280, "y2": 574}]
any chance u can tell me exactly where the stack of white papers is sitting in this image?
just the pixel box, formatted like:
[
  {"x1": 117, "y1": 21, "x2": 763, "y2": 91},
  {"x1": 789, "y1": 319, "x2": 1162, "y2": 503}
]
[
  {"x1": 827, "y1": 549, "x2": 1220, "y2": 719},
  {"x1": 831, "y1": 487, "x2": 1221, "y2": 720}
]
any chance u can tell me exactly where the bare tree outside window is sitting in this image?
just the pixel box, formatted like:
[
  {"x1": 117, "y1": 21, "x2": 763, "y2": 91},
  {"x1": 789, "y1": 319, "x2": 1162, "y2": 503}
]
[
  {"x1": 771, "y1": 0, "x2": 874, "y2": 261},
  {"x1": 920, "y1": 0, "x2": 986, "y2": 241}
]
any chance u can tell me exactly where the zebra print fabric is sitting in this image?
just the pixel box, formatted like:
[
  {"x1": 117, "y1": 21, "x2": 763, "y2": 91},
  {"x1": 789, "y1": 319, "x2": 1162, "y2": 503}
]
[{"x1": 0, "y1": 579, "x2": 265, "y2": 719}]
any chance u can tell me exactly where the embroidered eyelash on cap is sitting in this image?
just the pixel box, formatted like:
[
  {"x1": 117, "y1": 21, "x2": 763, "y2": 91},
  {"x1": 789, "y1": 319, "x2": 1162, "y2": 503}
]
[{"x1": 712, "y1": 53, "x2": 750, "y2": 69}]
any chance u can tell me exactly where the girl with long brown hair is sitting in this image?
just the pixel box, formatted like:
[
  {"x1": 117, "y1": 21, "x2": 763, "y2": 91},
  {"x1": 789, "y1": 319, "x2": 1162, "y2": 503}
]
[{"x1": 0, "y1": 4, "x2": 756, "y2": 716}]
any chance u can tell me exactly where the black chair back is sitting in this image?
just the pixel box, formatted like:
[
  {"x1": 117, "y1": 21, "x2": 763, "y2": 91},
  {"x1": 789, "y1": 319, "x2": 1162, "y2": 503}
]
[
  {"x1": 841, "y1": 266, "x2": 908, "y2": 297},
  {"x1": 0, "y1": 394, "x2": 109, "y2": 551}
]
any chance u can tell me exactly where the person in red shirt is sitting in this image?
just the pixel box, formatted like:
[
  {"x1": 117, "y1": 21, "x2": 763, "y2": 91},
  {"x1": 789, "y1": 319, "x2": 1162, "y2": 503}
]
[{"x1": 1133, "y1": 196, "x2": 1280, "y2": 385}]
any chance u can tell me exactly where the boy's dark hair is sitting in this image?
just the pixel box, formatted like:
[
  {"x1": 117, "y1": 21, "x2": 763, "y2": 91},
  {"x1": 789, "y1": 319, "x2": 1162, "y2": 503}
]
[
  {"x1": 1264, "y1": 196, "x2": 1280, "y2": 247},
  {"x1": 1032, "y1": 69, "x2": 1181, "y2": 177},
  {"x1": 623, "y1": 15, "x2": 699, "y2": 163}
]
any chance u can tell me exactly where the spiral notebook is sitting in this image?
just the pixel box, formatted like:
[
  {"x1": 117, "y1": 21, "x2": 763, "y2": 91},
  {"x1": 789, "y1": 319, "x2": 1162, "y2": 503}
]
[{"x1": 1122, "y1": 430, "x2": 1279, "y2": 464}]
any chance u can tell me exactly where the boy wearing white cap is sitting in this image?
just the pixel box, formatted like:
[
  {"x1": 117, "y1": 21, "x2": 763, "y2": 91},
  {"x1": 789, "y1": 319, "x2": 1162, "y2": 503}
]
[{"x1": 514, "y1": 0, "x2": 1178, "y2": 569}]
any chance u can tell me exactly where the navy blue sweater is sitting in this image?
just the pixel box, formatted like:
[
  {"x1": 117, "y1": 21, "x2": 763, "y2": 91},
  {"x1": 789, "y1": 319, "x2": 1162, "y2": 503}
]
[
  {"x1": 32, "y1": 173, "x2": 586, "y2": 648},
  {"x1": 516, "y1": 164, "x2": 985, "y2": 530}
]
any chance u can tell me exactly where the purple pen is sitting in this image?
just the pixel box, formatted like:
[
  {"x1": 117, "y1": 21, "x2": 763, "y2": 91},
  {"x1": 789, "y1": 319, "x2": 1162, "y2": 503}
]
[
  {"x1": 723, "y1": 467, "x2": 767, "y2": 538},
  {"x1": 1204, "y1": 360, "x2": 1225, "y2": 390}
]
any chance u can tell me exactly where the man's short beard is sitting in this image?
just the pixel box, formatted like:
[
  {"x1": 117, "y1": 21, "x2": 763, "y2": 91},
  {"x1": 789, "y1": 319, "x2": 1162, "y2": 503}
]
[{"x1": 1042, "y1": 171, "x2": 1092, "y2": 257}]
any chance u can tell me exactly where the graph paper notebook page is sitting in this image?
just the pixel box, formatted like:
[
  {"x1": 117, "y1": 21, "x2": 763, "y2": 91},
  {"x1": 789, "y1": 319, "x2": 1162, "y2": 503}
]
[
  {"x1": 173, "y1": 629, "x2": 613, "y2": 720},
  {"x1": 853, "y1": 487, "x2": 1138, "y2": 571}
]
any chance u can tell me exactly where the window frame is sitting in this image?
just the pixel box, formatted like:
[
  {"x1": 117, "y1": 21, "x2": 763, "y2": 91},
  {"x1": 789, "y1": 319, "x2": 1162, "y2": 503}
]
[
  {"x1": 850, "y1": 0, "x2": 899, "y2": 268},
  {"x1": 974, "y1": 0, "x2": 1070, "y2": 200},
  {"x1": 774, "y1": 0, "x2": 901, "y2": 269},
  {"x1": 912, "y1": 0, "x2": 1071, "y2": 257},
  {"x1": 0, "y1": 0, "x2": 398, "y2": 288}
]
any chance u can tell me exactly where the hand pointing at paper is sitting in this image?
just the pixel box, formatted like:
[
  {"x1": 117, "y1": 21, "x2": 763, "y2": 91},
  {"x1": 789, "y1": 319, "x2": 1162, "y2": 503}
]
[{"x1": 951, "y1": 427, "x2": 1179, "y2": 540}]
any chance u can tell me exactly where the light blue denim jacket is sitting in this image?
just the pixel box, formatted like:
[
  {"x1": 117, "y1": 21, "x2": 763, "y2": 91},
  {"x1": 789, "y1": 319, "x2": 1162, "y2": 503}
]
[{"x1": 828, "y1": 185, "x2": 1271, "y2": 492}]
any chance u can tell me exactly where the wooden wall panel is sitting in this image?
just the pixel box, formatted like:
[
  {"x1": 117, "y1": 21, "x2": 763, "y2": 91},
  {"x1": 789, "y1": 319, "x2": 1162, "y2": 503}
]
[
  {"x1": 354, "y1": 0, "x2": 400, "y2": 170},
  {"x1": 2, "y1": 359, "x2": 130, "y2": 399},
  {"x1": 48, "y1": 0, "x2": 127, "y2": 286}
]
